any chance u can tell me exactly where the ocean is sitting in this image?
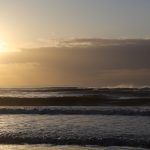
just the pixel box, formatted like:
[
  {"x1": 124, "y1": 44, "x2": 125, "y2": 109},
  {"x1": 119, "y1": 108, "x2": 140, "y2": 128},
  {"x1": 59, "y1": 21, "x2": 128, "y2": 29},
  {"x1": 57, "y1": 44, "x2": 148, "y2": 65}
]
[{"x1": 0, "y1": 87, "x2": 149, "y2": 150}]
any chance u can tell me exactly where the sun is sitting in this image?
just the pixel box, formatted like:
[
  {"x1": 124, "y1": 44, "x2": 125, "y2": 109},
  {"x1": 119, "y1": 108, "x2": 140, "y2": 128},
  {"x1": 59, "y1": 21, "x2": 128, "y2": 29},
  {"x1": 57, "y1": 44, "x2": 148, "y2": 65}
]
[{"x1": 0, "y1": 40, "x2": 8, "y2": 52}]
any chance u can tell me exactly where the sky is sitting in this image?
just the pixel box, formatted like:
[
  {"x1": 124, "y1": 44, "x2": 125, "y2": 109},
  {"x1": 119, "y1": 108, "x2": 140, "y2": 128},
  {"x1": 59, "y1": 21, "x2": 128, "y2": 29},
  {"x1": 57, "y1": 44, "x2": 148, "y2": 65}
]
[{"x1": 0, "y1": 0, "x2": 150, "y2": 87}]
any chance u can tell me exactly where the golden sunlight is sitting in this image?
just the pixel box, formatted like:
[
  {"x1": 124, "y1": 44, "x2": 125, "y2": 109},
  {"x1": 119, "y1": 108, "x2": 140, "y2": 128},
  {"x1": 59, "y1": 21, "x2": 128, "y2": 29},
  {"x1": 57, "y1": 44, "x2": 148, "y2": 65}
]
[
  {"x1": 0, "y1": 40, "x2": 7, "y2": 52},
  {"x1": 0, "y1": 39, "x2": 17, "y2": 52}
]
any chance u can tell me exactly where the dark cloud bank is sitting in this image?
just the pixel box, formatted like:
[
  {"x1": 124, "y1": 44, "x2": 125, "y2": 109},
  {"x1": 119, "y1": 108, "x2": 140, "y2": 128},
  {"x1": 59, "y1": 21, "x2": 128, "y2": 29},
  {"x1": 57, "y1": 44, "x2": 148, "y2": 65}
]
[{"x1": 1, "y1": 39, "x2": 150, "y2": 87}]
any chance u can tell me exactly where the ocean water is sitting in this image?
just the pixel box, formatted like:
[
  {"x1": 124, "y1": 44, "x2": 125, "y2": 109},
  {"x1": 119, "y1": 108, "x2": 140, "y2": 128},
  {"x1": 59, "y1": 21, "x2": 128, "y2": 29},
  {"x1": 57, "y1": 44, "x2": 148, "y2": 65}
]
[
  {"x1": 0, "y1": 106, "x2": 149, "y2": 149},
  {"x1": 0, "y1": 87, "x2": 149, "y2": 99},
  {"x1": 0, "y1": 87, "x2": 149, "y2": 149}
]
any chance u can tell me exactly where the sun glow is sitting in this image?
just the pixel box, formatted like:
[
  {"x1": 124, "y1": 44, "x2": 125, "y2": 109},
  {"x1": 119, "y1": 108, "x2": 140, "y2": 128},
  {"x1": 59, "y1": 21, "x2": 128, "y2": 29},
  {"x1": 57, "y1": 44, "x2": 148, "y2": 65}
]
[
  {"x1": 0, "y1": 39, "x2": 16, "y2": 52},
  {"x1": 0, "y1": 40, "x2": 8, "y2": 52}
]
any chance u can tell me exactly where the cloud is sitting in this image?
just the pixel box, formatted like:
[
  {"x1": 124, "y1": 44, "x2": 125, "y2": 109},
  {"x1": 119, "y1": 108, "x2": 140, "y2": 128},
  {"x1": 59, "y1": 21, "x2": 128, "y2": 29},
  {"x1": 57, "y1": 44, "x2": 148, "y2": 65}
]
[
  {"x1": 0, "y1": 38, "x2": 150, "y2": 87},
  {"x1": 30, "y1": 38, "x2": 150, "y2": 48},
  {"x1": 19, "y1": 38, "x2": 150, "y2": 70}
]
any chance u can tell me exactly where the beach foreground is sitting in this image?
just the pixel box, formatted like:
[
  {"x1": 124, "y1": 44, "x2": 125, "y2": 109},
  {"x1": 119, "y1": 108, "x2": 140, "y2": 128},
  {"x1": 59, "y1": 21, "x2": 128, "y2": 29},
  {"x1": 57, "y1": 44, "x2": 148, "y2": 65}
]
[{"x1": 0, "y1": 145, "x2": 149, "y2": 150}]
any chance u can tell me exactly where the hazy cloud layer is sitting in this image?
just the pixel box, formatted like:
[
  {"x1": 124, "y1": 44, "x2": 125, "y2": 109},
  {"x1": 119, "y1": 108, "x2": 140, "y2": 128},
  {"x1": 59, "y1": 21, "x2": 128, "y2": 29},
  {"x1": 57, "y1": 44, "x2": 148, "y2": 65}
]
[{"x1": 0, "y1": 39, "x2": 150, "y2": 87}]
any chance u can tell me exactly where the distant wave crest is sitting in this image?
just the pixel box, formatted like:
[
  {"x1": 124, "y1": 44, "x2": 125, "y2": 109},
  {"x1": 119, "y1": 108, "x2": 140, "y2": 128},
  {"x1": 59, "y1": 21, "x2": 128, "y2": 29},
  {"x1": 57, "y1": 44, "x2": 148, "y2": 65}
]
[{"x1": 0, "y1": 106, "x2": 150, "y2": 116}]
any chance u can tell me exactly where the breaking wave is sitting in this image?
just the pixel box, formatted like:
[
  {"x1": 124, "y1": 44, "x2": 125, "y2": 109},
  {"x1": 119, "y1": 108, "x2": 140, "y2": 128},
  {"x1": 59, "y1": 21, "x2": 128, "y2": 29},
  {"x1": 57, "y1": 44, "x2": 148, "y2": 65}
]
[
  {"x1": 0, "y1": 106, "x2": 150, "y2": 116},
  {"x1": 0, "y1": 114, "x2": 149, "y2": 148}
]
